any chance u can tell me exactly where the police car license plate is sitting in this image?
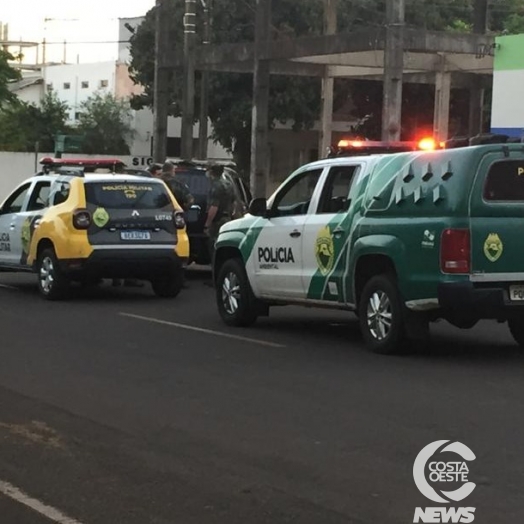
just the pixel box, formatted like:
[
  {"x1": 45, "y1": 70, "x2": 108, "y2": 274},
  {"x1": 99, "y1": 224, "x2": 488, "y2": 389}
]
[
  {"x1": 120, "y1": 231, "x2": 151, "y2": 241},
  {"x1": 509, "y1": 285, "x2": 524, "y2": 301}
]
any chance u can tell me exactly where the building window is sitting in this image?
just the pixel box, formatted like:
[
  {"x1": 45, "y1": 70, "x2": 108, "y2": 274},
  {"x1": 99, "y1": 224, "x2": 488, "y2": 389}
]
[
  {"x1": 99, "y1": 79, "x2": 108, "y2": 88},
  {"x1": 63, "y1": 82, "x2": 71, "y2": 89},
  {"x1": 81, "y1": 81, "x2": 89, "y2": 89},
  {"x1": 46, "y1": 83, "x2": 53, "y2": 91},
  {"x1": 74, "y1": 112, "x2": 83, "y2": 120}
]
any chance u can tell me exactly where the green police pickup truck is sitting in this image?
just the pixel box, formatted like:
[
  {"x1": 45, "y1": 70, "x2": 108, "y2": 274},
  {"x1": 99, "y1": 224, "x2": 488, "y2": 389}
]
[{"x1": 212, "y1": 143, "x2": 524, "y2": 354}]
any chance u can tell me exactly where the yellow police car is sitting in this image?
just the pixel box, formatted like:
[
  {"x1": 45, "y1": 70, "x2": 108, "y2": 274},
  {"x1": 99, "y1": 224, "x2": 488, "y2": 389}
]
[{"x1": 0, "y1": 158, "x2": 189, "y2": 300}]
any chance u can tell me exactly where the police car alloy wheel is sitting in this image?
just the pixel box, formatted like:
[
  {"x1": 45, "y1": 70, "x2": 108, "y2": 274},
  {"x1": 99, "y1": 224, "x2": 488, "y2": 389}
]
[
  {"x1": 358, "y1": 274, "x2": 407, "y2": 355},
  {"x1": 216, "y1": 258, "x2": 258, "y2": 327},
  {"x1": 36, "y1": 248, "x2": 69, "y2": 300}
]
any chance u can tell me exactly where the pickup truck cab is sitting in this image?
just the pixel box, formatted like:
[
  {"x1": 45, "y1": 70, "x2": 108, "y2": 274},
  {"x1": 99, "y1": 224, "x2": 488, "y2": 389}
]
[{"x1": 212, "y1": 143, "x2": 524, "y2": 354}]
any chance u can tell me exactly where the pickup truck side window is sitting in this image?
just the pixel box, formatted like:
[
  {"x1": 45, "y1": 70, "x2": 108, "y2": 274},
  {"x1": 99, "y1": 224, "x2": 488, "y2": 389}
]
[
  {"x1": 484, "y1": 160, "x2": 524, "y2": 201},
  {"x1": 0, "y1": 183, "x2": 31, "y2": 215},
  {"x1": 317, "y1": 165, "x2": 358, "y2": 213},
  {"x1": 272, "y1": 168, "x2": 323, "y2": 217}
]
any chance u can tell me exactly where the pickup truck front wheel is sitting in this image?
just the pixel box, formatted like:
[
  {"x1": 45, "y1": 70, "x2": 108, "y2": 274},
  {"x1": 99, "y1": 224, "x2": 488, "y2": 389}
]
[
  {"x1": 216, "y1": 258, "x2": 259, "y2": 327},
  {"x1": 358, "y1": 274, "x2": 407, "y2": 355}
]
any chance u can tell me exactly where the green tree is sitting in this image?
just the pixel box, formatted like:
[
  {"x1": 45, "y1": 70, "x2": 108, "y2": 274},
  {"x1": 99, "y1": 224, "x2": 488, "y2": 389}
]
[
  {"x1": 0, "y1": 49, "x2": 21, "y2": 107},
  {"x1": 0, "y1": 91, "x2": 69, "y2": 152},
  {"x1": 76, "y1": 93, "x2": 134, "y2": 154}
]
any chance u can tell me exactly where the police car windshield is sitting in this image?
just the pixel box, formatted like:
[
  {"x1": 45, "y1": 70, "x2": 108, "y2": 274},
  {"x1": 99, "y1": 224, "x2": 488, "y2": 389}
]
[{"x1": 84, "y1": 182, "x2": 171, "y2": 209}]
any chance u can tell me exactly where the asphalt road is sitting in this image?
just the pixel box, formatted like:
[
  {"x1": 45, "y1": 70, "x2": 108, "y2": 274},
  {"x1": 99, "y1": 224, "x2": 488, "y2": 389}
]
[{"x1": 0, "y1": 269, "x2": 523, "y2": 524}]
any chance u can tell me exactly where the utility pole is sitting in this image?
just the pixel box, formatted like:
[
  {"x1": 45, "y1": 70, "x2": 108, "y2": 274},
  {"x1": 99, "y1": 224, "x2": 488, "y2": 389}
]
[
  {"x1": 250, "y1": 0, "x2": 271, "y2": 199},
  {"x1": 381, "y1": 0, "x2": 405, "y2": 141},
  {"x1": 153, "y1": 0, "x2": 169, "y2": 163},
  {"x1": 181, "y1": 0, "x2": 197, "y2": 161},
  {"x1": 198, "y1": 0, "x2": 211, "y2": 160},
  {"x1": 319, "y1": 0, "x2": 338, "y2": 158}
]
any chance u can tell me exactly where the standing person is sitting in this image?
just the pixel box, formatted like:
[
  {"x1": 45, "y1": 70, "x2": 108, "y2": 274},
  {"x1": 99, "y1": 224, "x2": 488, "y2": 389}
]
[
  {"x1": 204, "y1": 164, "x2": 235, "y2": 265},
  {"x1": 160, "y1": 161, "x2": 194, "y2": 211},
  {"x1": 147, "y1": 162, "x2": 162, "y2": 178}
]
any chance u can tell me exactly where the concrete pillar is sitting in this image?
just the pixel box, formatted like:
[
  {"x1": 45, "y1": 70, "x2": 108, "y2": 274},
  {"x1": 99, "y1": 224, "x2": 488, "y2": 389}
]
[
  {"x1": 250, "y1": 0, "x2": 271, "y2": 199},
  {"x1": 381, "y1": 0, "x2": 405, "y2": 141},
  {"x1": 181, "y1": 0, "x2": 197, "y2": 161},
  {"x1": 198, "y1": 0, "x2": 212, "y2": 160},
  {"x1": 319, "y1": 0, "x2": 338, "y2": 158},
  {"x1": 433, "y1": 57, "x2": 451, "y2": 142},
  {"x1": 468, "y1": 86, "x2": 484, "y2": 136}
]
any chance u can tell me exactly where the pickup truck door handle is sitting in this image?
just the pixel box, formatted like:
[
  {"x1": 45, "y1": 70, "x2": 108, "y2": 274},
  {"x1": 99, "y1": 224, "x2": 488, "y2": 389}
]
[
  {"x1": 332, "y1": 227, "x2": 345, "y2": 237},
  {"x1": 289, "y1": 229, "x2": 301, "y2": 238},
  {"x1": 9, "y1": 223, "x2": 16, "y2": 230}
]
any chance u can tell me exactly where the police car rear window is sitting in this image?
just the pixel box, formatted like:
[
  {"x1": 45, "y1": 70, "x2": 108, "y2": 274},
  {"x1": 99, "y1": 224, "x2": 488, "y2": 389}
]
[
  {"x1": 84, "y1": 182, "x2": 171, "y2": 209},
  {"x1": 484, "y1": 161, "x2": 524, "y2": 201}
]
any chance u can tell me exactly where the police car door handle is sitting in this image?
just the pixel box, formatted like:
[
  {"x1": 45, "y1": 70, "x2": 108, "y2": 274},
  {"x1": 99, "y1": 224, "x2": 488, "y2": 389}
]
[
  {"x1": 332, "y1": 227, "x2": 344, "y2": 237},
  {"x1": 9, "y1": 223, "x2": 15, "y2": 230},
  {"x1": 289, "y1": 229, "x2": 301, "y2": 238}
]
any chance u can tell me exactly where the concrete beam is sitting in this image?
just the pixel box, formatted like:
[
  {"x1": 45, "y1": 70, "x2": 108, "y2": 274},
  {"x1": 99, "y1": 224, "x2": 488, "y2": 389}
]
[{"x1": 170, "y1": 28, "x2": 495, "y2": 68}]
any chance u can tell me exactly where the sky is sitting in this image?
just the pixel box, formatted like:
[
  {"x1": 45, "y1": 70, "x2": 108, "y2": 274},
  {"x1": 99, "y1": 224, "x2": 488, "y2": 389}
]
[{"x1": 2, "y1": 0, "x2": 156, "y2": 64}]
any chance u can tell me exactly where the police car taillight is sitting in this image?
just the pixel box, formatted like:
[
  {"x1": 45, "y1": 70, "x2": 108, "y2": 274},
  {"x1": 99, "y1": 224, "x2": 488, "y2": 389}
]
[
  {"x1": 440, "y1": 229, "x2": 470, "y2": 274},
  {"x1": 73, "y1": 208, "x2": 91, "y2": 229},
  {"x1": 173, "y1": 211, "x2": 185, "y2": 229}
]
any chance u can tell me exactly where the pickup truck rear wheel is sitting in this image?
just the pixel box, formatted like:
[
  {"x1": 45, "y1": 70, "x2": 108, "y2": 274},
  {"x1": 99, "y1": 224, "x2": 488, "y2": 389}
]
[
  {"x1": 508, "y1": 318, "x2": 524, "y2": 348},
  {"x1": 216, "y1": 258, "x2": 259, "y2": 327},
  {"x1": 358, "y1": 274, "x2": 408, "y2": 355}
]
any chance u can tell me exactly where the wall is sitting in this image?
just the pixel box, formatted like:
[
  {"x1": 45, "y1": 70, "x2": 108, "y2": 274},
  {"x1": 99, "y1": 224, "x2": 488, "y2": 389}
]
[{"x1": 490, "y1": 34, "x2": 524, "y2": 139}]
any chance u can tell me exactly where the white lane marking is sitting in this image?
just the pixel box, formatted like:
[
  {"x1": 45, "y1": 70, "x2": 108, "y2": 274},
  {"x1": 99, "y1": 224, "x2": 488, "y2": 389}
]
[
  {"x1": 0, "y1": 283, "x2": 18, "y2": 290},
  {"x1": 0, "y1": 479, "x2": 84, "y2": 524},
  {"x1": 119, "y1": 312, "x2": 286, "y2": 348}
]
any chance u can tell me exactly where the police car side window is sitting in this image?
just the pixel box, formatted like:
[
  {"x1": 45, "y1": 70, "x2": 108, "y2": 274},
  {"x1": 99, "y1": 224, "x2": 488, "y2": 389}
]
[
  {"x1": 317, "y1": 166, "x2": 358, "y2": 214},
  {"x1": 0, "y1": 184, "x2": 31, "y2": 215},
  {"x1": 27, "y1": 181, "x2": 51, "y2": 211},
  {"x1": 273, "y1": 169, "x2": 323, "y2": 217}
]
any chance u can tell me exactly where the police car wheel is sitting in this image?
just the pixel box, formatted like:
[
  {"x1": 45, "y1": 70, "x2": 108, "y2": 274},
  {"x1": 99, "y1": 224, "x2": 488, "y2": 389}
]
[
  {"x1": 151, "y1": 269, "x2": 184, "y2": 298},
  {"x1": 358, "y1": 274, "x2": 408, "y2": 355},
  {"x1": 216, "y1": 258, "x2": 258, "y2": 327},
  {"x1": 37, "y1": 248, "x2": 69, "y2": 300},
  {"x1": 508, "y1": 318, "x2": 524, "y2": 348}
]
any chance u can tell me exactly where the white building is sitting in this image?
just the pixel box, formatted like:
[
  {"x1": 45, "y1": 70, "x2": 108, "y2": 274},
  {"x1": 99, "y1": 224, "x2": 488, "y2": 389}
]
[{"x1": 43, "y1": 61, "x2": 116, "y2": 122}]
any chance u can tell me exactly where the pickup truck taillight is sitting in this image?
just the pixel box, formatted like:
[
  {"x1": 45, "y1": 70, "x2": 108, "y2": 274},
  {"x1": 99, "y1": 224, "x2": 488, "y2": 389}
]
[
  {"x1": 72, "y1": 208, "x2": 91, "y2": 229},
  {"x1": 440, "y1": 228, "x2": 470, "y2": 273}
]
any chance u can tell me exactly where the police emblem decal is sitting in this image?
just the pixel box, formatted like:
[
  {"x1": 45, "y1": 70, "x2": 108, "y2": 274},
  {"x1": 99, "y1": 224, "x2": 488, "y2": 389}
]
[
  {"x1": 315, "y1": 226, "x2": 335, "y2": 276},
  {"x1": 483, "y1": 233, "x2": 503, "y2": 262}
]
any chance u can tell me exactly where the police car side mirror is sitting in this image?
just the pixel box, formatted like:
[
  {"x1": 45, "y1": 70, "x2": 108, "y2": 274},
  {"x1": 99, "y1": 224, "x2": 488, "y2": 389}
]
[{"x1": 248, "y1": 197, "x2": 268, "y2": 217}]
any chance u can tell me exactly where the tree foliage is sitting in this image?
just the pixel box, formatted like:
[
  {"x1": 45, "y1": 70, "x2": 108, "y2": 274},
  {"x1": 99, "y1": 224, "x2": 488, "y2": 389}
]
[
  {"x1": 76, "y1": 93, "x2": 134, "y2": 155},
  {"x1": 128, "y1": 0, "x2": 524, "y2": 169},
  {"x1": 0, "y1": 92, "x2": 69, "y2": 152},
  {"x1": 0, "y1": 50, "x2": 21, "y2": 107}
]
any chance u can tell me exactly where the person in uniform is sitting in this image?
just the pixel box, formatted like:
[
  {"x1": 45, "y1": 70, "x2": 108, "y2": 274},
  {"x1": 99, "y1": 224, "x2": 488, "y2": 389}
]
[
  {"x1": 160, "y1": 161, "x2": 194, "y2": 211},
  {"x1": 204, "y1": 164, "x2": 235, "y2": 264}
]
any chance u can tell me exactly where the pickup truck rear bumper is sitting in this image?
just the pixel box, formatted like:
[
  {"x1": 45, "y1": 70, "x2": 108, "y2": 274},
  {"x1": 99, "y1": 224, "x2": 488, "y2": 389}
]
[{"x1": 438, "y1": 281, "x2": 524, "y2": 319}]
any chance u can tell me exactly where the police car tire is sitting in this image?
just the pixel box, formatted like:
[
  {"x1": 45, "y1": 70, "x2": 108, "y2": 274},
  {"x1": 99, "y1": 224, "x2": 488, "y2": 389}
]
[
  {"x1": 358, "y1": 273, "x2": 408, "y2": 355},
  {"x1": 216, "y1": 258, "x2": 258, "y2": 327},
  {"x1": 151, "y1": 269, "x2": 184, "y2": 298},
  {"x1": 36, "y1": 248, "x2": 69, "y2": 300},
  {"x1": 508, "y1": 318, "x2": 524, "y2": 348}
]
